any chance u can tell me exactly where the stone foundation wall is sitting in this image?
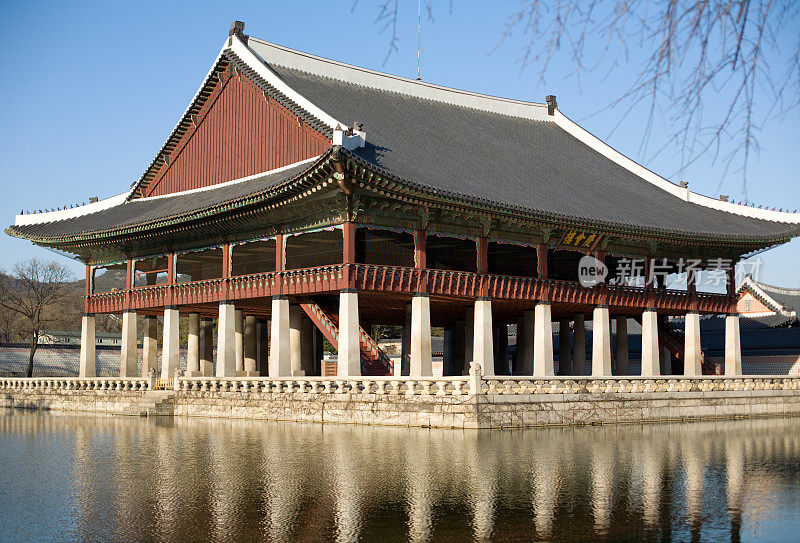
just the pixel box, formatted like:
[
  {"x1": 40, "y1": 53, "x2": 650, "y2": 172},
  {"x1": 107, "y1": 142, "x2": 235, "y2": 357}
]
[{"x1": 3, "y1": 387, "x2": 800, "y2": 429}]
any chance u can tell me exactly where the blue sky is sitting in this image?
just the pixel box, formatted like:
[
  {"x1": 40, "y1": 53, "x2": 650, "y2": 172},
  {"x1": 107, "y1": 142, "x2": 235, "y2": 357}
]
[{"x1": 0, "y1": 1, "x2": 797, "y2": 287}]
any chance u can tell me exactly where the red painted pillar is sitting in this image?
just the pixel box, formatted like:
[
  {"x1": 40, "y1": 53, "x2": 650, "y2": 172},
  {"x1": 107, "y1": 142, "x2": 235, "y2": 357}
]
[
  {"x1": 414, "y1": 230, "x2": 427, "y2": 293},
  {"x1": 84, "y1": 264, "x2": 92, "y2": 313},
  {"x1": 537, "y1": 244, "x2": 548, "y2": 279},
  {"x1": 124, "y1": 259, "x2": 133, "y2": 310},
  {"x1": 342, "y1": 223, "x2": 356, "y2": 288},
  {"x1": 727, "y1": 265, "x2": 736, "y2": 296},
  {"x1": 221, "y1": 243, "x2": 231, "y2": 300},
  {"x1": 644, "y1": 257, "x2": 655, "y2": 288},
  {"x1": 477, "y1": 237, "x2": 488, "y2": 274}
]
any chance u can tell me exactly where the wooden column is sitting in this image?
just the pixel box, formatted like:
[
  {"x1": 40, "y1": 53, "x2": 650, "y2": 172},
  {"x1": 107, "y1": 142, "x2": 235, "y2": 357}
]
[
  {"x1": 644, "y1": 257, "x2": 655, "y2": 288},
  {"x1": 166, "y1": 253, "x2": 176, "y2": 306},
  {"x1": 477, "y1": 237, "x2": 488, "y2": 274},
  {"x1": 537, "y1": 244, "x2": 548, "y2": 279},
  {"x1": 342, "y1": 223, "x2": 356, "y2": 264},
  {"x1": 124, "y1": 259, "x2": 133, "y2": 309},
  {"x1": 727, "y1": 265, "x2": 736, "y2": 296},
  {"x1": 414, "y1": 230, "x2": 427, "y2": 293},
  {"x1": 84, "y1": 265, "x2": 92, "y2": 313},
  {"x1": 221, "y1": 243, "x2": 231, "y2": 300}
]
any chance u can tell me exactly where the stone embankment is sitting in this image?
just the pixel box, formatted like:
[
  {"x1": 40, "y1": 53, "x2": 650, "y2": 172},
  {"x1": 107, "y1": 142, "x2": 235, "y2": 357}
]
[{"x1": 2, "y1": 373, "x2": 799, "y2": 429}]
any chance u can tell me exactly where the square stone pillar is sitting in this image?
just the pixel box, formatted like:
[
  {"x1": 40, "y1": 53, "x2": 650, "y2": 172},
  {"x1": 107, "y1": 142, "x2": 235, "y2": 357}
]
[
  {"x1": 235, "y1": 309, "x2": 244, "y2": 373},
  {"x1": 244, "y1": 314, "x2": 258, "y2": 375},
  {"x1": 558, "y1": 319, "x2": 571, "y2": 376},
  {"x1": 533, "y1": 302, "x2": 554, "y2": 376},
  {"x1": 615, "y1": 316, "x2": 629, "y2": 375},
  {"x1": 216, "y1": 302, "x2": 237, "y2": 377},
  {"x1": 161, "y1": 306, "x2": 180, "y2": 379},
  {"x1": 684, "y1": 311, "x2": 703, "y2": 376},
  {"x1": 463, "y1": 306, "x2": 475, "y2": 375},
  {"x1": 142, "y1": 315, "x2": 158, "y2": 377},
  {"x1": 79, "y1": 314, "x2": 96, "y2": 378},
  {"x1": 410, "y1": 293, "x2": 433, "y2": 377},
  {"x1": 660, "y1": 347, "x2": 672, "y2": 375},
  {"x1": 200, "y1": 318, "x2": 214, "y2": 376},
  {"x1": 185, "y1": 312, "x2": 201, "y2": 376},
  {"x1": 519, "y1": 310, "x2": 535, "y2": 375},
  {"x1": 119, "y1": 310, "x2": 138, "y2": 377},
  {"x1": 289, "y1": 305, "x2": 305, "y2": 376},
  {"x1": 401, "y1": 303, "x2": 412, "y2": 376},
  {"x1": 494, "y1": 323, "x2": 509, "y2": 375},
  {"x1": 641, "y1": 309, "x2": 660, "y2": 377},
  {"x1": 452, "y1": 320, "x2": 466, "y2": 376},
  {"x1": 473, "y1": 298, "x2": 494, "y2": 376},
  {"x1": 725, "y1": 314, "x2": 742, "y2": 376},
  {"x1": 301, "y1": 318, "x2": 315, "y2": 375},
  {"x1": 572, "y1": 313, "x2": 586, "y2": 375},
  {"x1": 592, "y1": 306, "x2": 612, "y2": 376},
  {"x1": 257, "y1": 319, "x2": 269, "y2": 376},
  {"x1": 270, "y1": 296, "x2": 291, "y2": 377},
  {"x1": 338, "y1": 290, "x2": 361, "y2": 377}
]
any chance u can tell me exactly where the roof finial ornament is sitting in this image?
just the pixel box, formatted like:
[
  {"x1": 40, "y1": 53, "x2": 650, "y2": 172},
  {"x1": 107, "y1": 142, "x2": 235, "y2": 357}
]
[
  {"x1": 546, "y1": 95, "x2": 557, "y2": 116},
  {"x1": 229, "y1": 21, "x2": 247, "y2": 42}
]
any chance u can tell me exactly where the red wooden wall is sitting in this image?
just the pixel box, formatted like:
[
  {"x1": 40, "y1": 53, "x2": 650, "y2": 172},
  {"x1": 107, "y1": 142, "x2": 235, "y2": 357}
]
[{"x1": 145, "y1": 70, "x2": 330, "y2": 197}]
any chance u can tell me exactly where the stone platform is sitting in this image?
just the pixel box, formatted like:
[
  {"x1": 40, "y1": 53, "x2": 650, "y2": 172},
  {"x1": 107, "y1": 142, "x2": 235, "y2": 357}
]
[{"x1": 2, "y1": 375, "x2": 800, "y2": 429}]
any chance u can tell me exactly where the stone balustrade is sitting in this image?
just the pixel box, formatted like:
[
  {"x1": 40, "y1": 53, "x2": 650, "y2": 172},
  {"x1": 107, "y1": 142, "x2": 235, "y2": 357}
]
[
  {"x1": 0, "y1": 377, "x2": 150, "y2": 391},
  {"x1": 1, "y1": 375, "x2": 798, "y2": 396}
]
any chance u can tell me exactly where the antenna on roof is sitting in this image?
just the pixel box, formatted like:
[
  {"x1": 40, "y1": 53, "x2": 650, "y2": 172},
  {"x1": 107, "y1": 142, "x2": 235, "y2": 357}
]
[{"x1": 416, "y1": 0, "x2": 422, "y2": 81}]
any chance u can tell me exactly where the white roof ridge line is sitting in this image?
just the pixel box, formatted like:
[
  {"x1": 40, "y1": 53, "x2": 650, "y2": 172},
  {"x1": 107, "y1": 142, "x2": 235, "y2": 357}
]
[
  {"x1": 552, "y1": 110, "x2": 800, "y2": 224},
  {"x1": 741, "y1": 277, "x2": 786, "y2": 313},
  {"x1": 246, "y1": 37, "x2": 550, "y2": 121},
  {"x1": 141, "y1": 156, "x2": 321, "y2": 201}
]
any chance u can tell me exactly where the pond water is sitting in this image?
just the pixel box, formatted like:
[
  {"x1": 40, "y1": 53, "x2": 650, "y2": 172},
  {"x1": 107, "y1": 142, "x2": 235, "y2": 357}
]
[{"x1": 0, "y1": 410, "x2": 798, "y2": 542}]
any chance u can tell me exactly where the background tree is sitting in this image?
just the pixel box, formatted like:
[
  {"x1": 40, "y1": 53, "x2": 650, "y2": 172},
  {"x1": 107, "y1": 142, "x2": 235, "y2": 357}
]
[
  {"x1": 0, "y1": 259, "x2": 73, "y2": 377},
  {"x1": 367, "y1": 0, "x2": 800, "y2": 195}
]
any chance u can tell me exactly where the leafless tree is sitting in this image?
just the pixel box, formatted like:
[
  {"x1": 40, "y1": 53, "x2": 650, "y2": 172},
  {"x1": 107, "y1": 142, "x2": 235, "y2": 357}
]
[
  {"x1": 365, "y1": 1, "x2": 800, "y2": 196},
  {"x1": 0, "y1": 259, "x2": 73, "y2": 377}
]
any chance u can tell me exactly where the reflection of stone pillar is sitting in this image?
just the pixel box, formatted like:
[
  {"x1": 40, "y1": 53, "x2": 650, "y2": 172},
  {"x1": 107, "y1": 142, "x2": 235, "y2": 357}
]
[
  {"x1": 186, "y1": 312, "x2": 200, "y2": 376},
  {"x1": 142, "y1": 315, "x2": 158, "y2": 377},
  {"x1": 200, "y1": 318, "x2": 214, "y2": 376},
  {"x1": 684, "y1": 444, "x2": 705, "y2": 537},
  {"x1": 641, "y1": 309, "x2": 660, "y2": 377},
  {"x1": 467, "y1": 433, "x2": 497, "y2": 540},
  {"x1": 726, "y1": 440, "x2": 744, "y2": 542},
  {"x1": 520, "y1": 310, "x2": 535, "y2": 375},
  {"x1": 641, "y1": 439, "x2": 662, "y2": 530},
  {"x1": 406, "y1": 450, "x2": 433, "y2": 543},
  {"x1": 338, "y1": 290, "x2": 361, "y2": 377},
  {"x1": 616, "y1": 317, "x2": 629, "y2": 375},
  {"x1": 533, "y1": 303, "x2": 554, "y2": 376},
  {"x1": 216, "y1": 302, "x2": 236, "y2": 377},
  {"x1": 558, "y1": 319, "x2": 571, "y2": 376},
  {"x1": 591, "y1": 442, "x2": 614, "y2": 535},
  {"x1": 119, "y1": 310, "x2": 138, "y2": 377},
  {"x1": 473, "y1": 298, "x2": 494, "y2": 376},
  {"x1": 234, "y1": 309, "x2": 244, "y2": 373},
  {"x1": 592, "y1": 306, "x2": 612, "y2": 376},
  {"x1": 684, "y1": 312, "x2": 702, "y2": 376},
  {"x1": 401, "y1": 303, "x2": 412, "y2": 376},
  {"x1": 410, "y1": 294, "x2": 433, "y2": 377},
  {"x1": 289, "y1": 305, "x2": 304, "y2": 376},
  {"x1": 161, "y1": 306, "x2": 180, "y2": 379},
  {"x1": 244, "y1": 315, "x2": 257, "y2": 374},
  {"x1": 532, "y1": 447, "x2": 558, "y2": 539},
  {"x1": 572, "y1": 314, "x2": 586, "y2": 375},
  {"x1": 725, "y1": 315, "x2": 742, "y2": 376},
  {"x1": 79, "y1": 314, "x2": 96, "y2": 378},
  {"x1": 270, "y1": 296, "x2": 291, "y2": 377},
  {"x1": 332, "y1": 429, "x2": 362, "y2": 542},
  {"x1": 464, "y1": 307, "x2": 475, "y2": 375}
]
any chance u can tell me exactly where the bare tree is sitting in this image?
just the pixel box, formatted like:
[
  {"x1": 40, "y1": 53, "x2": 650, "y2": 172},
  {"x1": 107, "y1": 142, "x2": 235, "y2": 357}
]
[
  {"x1": 0, "y1": 259, "x2": 73, "y2": 377},
  {"x1": 366, "y1": 1, "x2": 800, "y2": 196}
]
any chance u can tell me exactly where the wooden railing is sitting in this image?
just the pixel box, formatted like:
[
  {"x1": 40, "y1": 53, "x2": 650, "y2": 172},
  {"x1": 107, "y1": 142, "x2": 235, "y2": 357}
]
[{"x1": 85, "y1": 264, "x2": 736, "y2": 315}]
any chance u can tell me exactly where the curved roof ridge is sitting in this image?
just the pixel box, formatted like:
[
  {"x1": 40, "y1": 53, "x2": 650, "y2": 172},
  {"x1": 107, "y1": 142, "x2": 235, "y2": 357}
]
[{"x1": 245, "y1": 37, "x2": 550, "y2": 122}]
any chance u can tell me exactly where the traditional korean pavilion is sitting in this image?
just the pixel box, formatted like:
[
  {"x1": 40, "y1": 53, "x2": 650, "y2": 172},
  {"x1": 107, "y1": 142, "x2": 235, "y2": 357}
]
[{"x1": 8, "y1": 22, "x2": 800, "y2": 381}]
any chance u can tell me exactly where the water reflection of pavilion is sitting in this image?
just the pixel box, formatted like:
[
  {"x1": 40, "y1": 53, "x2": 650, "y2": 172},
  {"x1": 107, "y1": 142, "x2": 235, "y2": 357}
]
[{"x1": 2, "y1": 414, "x2": 794, "y2": 541}]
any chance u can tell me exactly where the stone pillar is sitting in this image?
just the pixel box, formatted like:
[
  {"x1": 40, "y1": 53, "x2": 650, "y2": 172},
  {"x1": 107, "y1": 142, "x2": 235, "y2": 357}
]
[
  {"x1": 452, "y1": 320, "x2": 466, "y2": 376},
  {"x1": 338, "y1": 290, "x2": 361, "y2": 377},
  {"x1": 725, "y1": 314, "x2": 742, "y2": 376},
  {"x1": 161, "y1": 306, "x2": 180, "y2": 379},
  {"x1": 558, "y1": 319, "x2": 571, "y2": 376},
  {"x1": 519, "y1": 310, "x2": 535, "y2": 375},
  {"x1": 473, "y1": 298, "x2": 494, "y2": 377},
  {"x1": 615, "y1": 316, "x2": 629, "y2": 375},
  {"x1": 269, "y1": 296, "x2": 291, "y2": 377},
  {"x1": 216, "y1": 302, "x2": 236, "y2": 377},
  {"x1": 244, "y1": 314, "x2": 257, "y2": 375},
  {"x1": 313, "y1": 327, "x2": 324, "y2": 376},
  {"x1": 234, "y1": 309, "x2": 244, "y2": 373},
  {"x1": 592, "y1": 306, "x2": 612, "y2": 376},
  {"x1": 186, "y1": 312, "x2": 200, "y2": 376},
  {"x1": 463, "y1": 306, "x2": 475, "y2": 375},
  {"x1": 200, "y1": 318, "x2": 214, "y2": 376},
  {"x1": 288, "y1": 305, "x2": 305, "y2": 376},
  {"x1": 641, "y1": 309, "x2": 661, "y2": 377},
  {"x1": 441, "y1": 327, "x2": 452, "y2": 377},
  {"x1": 410, "y1": 294, "x2": 433, "y2": 377},
  {"x1": 142, "y1": 315, "x2": 158, "y2": 377},
  {"x1": 79, "y1": 313, "x2": 96, "y2": 378},
  {"x1": 301, "y1": 318, "x2": 315, "y2": 375},
  {"x1": 494, "y1": 323, "x2": 509, "y2": 375},
  {"x1": 533, "y1": 303, "x2": 554, "y2": 376},
  {"x1": 119, "y1": 310, "x2": 138, "y2": 377},
  {"x1": 660, "y1": 346, "x2": 672, "y2": 375},
  {"x1": 401, "y1": 303, "x2": 412, "y2": 376},
  {"x1": 572, "y1": 314, "x2": 586, "y2": 375},
  {"x1": 684, "y1": 311, "x2": 702, "y2": 376},
  {"x1": 257, "y1": 319, "x2": 269, "y2": 376}
]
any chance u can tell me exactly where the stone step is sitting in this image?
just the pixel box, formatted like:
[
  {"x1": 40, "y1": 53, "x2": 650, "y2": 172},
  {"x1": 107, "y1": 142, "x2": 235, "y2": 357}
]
[{"x1": 113, "y1": 391, "x2": 175, "y2": 417}]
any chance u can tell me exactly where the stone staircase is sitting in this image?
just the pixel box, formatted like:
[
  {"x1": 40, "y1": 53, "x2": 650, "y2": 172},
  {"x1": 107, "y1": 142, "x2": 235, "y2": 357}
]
[{"x1": 113, "y1": 390, "x2": 176, "y2": 417}]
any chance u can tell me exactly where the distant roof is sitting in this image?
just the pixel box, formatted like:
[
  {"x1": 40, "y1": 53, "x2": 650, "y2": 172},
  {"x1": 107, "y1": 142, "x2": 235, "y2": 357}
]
[
  {"x1": 8, "y1": 30, "x2": 800, "y2": 250},
  {"x1": 738, "y1": 275, "x2": 800, "y2": 321}
]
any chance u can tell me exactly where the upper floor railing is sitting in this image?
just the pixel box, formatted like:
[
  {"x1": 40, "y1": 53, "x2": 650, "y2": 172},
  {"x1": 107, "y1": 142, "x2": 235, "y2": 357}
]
[{"x1": 86, "y1": 264, "x2": 736, "y2": 315}]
